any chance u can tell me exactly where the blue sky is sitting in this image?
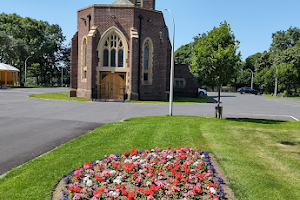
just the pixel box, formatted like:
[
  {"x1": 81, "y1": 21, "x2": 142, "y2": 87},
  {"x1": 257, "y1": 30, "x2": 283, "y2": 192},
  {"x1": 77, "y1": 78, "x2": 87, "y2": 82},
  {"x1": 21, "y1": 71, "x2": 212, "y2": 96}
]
[{"x1": 1, "y1": 0, "x2": 300, "y2": 60}]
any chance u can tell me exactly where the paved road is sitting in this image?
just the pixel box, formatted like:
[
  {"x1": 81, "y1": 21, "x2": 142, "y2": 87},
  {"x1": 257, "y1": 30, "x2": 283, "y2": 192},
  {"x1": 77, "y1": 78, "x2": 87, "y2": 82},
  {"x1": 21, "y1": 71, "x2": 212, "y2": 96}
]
[{"x1": 0, "y1": 88, "x2": 299, "y2": 175}]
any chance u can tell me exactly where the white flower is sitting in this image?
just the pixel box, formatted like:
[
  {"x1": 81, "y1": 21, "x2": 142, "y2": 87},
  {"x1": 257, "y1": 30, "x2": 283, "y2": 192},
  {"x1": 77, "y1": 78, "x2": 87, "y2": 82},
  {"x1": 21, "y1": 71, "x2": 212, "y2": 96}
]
[
  {"x1": 86, "y1": 179, "x2": 93, "y2": 187},
  {"x1": 151, "y1": 149, "x2": 155, "y2": 152},
  {"x1": 210, "y1": 187, "x2": 217, "y2": 194},
  {"x1": 110, "y1": 170, "x2": 116, "y2": 175},
  {"x1": 95, "y1": 160, "x2": 101, "y2": 164},
  {"x1": 112, "y1": 191, "x2": 120, "y2": 197},
  {"x1": 113, "y1": 179, "x2": 122, "y2": 185},
  {"x1": 193, "y1": 161, "x2": 200, "y2": 167},
  {"x1": 201, "y1": 154, "x2": 205, "y2": 158},
  {"x1": 83, "y1": 177, "x2": 89, "y2": 183},
  {"x1": 139, "y1": 159, "x2": 147, "y2": 163},
  {"x1": 166, "y1": 155, "x2": 173, "y2": 159},
  {"x1": 124, "y1": 159, "x2": 132, "y2": 163},
  {"x1": 132, "y1": 155, "x2": 140, "y2": 160},
  {"x1": 113, "y1": 176, "x2": 122, "y2": 185}
]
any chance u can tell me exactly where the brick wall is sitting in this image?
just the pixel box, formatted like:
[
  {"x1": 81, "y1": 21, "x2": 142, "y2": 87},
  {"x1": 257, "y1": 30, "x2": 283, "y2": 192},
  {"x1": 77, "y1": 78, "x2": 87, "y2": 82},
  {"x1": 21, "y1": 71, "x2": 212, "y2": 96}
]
[
  {"x1": 174, "y1": 64, "x2": 198, "y2": 98},
  {"x1": 70, "y1": 32, "x2": 78, "y2": 97}
]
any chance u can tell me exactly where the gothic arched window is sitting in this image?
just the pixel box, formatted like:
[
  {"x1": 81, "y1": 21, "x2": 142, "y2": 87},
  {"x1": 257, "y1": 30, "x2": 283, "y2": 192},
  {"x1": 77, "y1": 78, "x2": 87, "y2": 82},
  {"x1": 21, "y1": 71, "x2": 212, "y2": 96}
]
[
  {"x1": 81, "y1": 37, "x2": 87, "y2": 81},
  {"x1": 102, "y1": 32, "x2": 124, "y2": 68},
  {"x1": 142, "y1": 39, "x2": 153, "y2": 85}
]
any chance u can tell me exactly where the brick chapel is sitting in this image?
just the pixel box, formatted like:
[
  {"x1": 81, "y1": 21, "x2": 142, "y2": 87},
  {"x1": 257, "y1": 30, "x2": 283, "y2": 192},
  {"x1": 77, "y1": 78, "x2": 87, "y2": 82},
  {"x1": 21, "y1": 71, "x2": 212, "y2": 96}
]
[
  {"x1": 70, "y1": 0, "x2": 198, "y2": 101},
  {"x1": 70, "y1": 0, "x2": 173, "y2": 101}
]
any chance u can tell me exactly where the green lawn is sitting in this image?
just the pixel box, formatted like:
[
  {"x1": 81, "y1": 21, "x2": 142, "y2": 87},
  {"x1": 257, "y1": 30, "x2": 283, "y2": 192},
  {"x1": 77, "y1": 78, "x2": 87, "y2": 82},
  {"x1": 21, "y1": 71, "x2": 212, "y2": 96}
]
[
  {"x1": 126, "y1": 96, "x2": 214, "y2": 104},
  {"x1": 0, "y1": 116, "x2": 299, "y2": 200},
  {"x1": 263, "y1": 94, "x2": 300, "y2": 99},
  {"x1": 29, "y1": 92, "x2": 91, "y2": 101},
  {"x1": 29, "y1": 92, "x2": 213, "y2": 103}
]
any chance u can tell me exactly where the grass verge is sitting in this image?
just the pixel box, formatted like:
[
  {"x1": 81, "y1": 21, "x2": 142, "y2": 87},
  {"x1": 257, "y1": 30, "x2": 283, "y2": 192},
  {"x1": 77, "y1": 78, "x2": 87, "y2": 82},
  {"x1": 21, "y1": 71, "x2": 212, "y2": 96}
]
[
  {"x1": 0, "y1": 116, "x2": 299, "y2": 200},
  {"x1": 29, "y1": 92, "x2": 91, "y2": 101},
  {"x1": 126, "y1": 96, "x2": 214, "y2": 104},
  {"x1": 263, "y1": 94, "x2": 300, "y2": 99}
]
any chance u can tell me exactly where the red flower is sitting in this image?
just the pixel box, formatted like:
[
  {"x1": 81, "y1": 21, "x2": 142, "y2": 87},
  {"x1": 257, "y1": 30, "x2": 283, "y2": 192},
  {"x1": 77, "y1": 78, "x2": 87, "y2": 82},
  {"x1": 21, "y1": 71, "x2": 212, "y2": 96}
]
[
  {"x1": 131, "y1": 172, "x2": 138, "y2": 177},
  {"x1": 184, "y1": 177, "x2": 189, "y2": 183},
  {"x1": 121, "y1": 190, "x2": 128, "y2": 196},
  {"x1": 123, "y1": 151, "x2": 129, "y2": 156},
  {"x1": 113, "y1": 163, "x2": 119, "y2": 168},
  {"x1": 94, "y1": 188, "x2": 104, "y2": 194},
  {"x1": 94, "y1": 175, "x2": 103, "y2": 182},
  {"x1": 120, "y1": 185, "x2": 126, "y2": 191},
  {"x1": 74, "y1": 187, "x2": 82, "y2": 193},
  {"x1": 127, "y1": 192, "x2": 135, "y2": 200},
  {"x1": 97, "y1": 164, "x2": 103, "y2": 169},
  {"x1": 213, "y1": 196, "x2": 220, "y2": 200}
]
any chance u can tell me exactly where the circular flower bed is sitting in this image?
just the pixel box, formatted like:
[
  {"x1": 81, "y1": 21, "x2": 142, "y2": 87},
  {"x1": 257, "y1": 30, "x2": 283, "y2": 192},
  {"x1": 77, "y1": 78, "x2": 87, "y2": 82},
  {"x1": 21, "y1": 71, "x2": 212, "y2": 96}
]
[{"x1": 58, "y1": 146, "x2": 226, "y2": 200}]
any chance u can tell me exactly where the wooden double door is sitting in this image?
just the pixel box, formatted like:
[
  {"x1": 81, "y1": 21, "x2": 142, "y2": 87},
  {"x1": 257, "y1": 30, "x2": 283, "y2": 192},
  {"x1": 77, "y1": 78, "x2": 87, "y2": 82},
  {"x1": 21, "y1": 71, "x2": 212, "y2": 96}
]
[{"x1": 99, "y1": 71, "x2": 126, "y2": 99}]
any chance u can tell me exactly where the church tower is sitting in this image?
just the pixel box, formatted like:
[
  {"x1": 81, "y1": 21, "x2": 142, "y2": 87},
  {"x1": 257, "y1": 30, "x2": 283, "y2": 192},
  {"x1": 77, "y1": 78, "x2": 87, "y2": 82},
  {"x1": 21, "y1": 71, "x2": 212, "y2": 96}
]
[{"x1": 129, "y1": 0, "x2": 156, "y2": 9}]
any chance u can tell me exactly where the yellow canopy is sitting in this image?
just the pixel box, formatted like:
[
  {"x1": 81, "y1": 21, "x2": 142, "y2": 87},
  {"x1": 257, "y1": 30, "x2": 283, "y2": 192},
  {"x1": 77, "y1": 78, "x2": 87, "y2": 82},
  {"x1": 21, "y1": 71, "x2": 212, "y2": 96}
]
[{"x1": 0, "y1": 63, "x2": 19, "y2": 88}]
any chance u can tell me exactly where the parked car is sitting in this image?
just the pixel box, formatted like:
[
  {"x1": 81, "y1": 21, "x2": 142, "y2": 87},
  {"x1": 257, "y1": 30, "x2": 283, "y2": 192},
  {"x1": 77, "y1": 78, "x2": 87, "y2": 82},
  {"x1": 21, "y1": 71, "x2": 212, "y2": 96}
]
[
  {"x1": 198, "y1": 88, "x2": 207, "y2": 96},
  {"x1": 237, "y1": 87, "x2": 262, "y2": 95}
]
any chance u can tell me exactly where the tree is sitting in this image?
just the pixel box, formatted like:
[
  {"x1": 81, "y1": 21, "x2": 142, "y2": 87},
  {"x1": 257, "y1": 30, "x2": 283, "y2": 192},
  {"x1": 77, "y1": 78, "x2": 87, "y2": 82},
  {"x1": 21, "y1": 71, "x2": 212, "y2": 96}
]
[
  {"x1": 0, "y1": 13, "x2": 68, "y2": 86},
  {"x1": 277, "y1": 63, "x2": 298, "y2": 96},
  {"x1": 174, "y1": 34, "x2": 204, "y2": 65},
  {"x1": 271, "y1": 27, "x2": 300, "y2": 53},
  {"x1": 174, "y1": 43, "x2": 193, "y2": 65},
  {"x1": 190, "y1": 21, "x2": 241, "y2": 117}
]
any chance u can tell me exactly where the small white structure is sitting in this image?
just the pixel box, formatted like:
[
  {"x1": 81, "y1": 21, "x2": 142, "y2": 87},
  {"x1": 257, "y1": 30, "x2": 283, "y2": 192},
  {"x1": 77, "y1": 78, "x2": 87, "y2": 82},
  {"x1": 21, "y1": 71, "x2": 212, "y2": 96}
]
[{"x1": 0, "y1": 63, "x2": 19, "y2": 88}]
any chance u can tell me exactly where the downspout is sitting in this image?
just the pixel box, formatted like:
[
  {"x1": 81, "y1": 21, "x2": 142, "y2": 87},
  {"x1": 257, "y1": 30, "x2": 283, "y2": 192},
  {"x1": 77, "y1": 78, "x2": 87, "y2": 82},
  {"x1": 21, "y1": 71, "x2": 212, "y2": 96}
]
[{"x1": 138, "y1": 14, "x2": 143, "y2": 100}]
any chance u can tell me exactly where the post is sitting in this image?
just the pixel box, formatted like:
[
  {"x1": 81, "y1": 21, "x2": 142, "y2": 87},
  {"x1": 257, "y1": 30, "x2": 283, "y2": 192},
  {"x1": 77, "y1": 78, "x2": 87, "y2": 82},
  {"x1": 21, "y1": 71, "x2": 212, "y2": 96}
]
[
  {"x1": 25, "y1": 54, "x2": 33, "y2": 86},
  {"x1": 247, "y1": 68, "x2": 253, "y2": 89},
  {"x1": 165, "y1": 8, "x2": 175, "y2": 116},
  {"x1": 273, "y1": 64, "x2": 278, "y2": 97},
  {"x1": 61, "y1": 66, "x2": 63, "y2": 87}
]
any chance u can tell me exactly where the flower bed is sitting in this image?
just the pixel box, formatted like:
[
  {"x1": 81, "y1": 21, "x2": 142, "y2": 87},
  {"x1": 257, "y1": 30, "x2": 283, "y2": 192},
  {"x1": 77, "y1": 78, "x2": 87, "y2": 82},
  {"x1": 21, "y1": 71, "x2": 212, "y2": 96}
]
[{"x1": 58, "y1": 146, "x2": 226, "y2": 200}]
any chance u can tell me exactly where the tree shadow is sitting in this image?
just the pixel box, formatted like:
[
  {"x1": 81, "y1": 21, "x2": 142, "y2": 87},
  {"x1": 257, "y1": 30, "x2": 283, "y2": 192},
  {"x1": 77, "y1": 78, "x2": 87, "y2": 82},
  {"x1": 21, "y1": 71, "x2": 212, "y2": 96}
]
[
  {"x1": 279, "y1": 141, "x2": 296, "y2": 146},
  {"x1": 225, "y1": 118, "x2": 286, "y2": 124}
]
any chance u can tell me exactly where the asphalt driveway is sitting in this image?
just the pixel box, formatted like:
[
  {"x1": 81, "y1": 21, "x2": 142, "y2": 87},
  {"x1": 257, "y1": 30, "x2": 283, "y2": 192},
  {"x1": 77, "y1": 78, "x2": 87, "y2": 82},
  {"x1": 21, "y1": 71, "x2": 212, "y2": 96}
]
[{"x1": 0, "y1": 88, "x2": 299, "y2": 175}]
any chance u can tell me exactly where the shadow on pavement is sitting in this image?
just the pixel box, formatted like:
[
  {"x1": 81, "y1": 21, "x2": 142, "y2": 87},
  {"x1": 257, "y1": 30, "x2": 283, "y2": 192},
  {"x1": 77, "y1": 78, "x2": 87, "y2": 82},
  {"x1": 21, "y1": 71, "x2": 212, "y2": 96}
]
[
  {"x1": 209, "y1": 95, "x2": 237, "y2": 98},
  {"x1": 225, "y1": 118, "x2": 286, "y2": 124}
]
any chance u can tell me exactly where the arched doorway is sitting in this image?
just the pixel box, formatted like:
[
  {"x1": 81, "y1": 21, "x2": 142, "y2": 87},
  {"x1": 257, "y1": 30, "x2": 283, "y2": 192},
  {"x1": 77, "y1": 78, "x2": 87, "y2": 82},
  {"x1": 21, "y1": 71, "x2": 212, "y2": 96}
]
[{"x1": 96, "y1": 27, "x2": 129, "y2": 100}]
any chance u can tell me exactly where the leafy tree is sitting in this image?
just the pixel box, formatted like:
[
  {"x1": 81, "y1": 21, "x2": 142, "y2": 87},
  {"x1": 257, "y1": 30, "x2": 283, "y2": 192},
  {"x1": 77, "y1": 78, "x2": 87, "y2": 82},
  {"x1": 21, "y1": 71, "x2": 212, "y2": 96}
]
[
  {"x1": 174, "y1": 34, "x2": 204, "y2": 65},
  {"x1": 190, "y1": 21, "x2": 241, "y2": 112},
  {"x1": 271, "y1": 27, "x2": 300, "y2": 53},
  {"x1": 244, "y1": 52, "x2": 261, "y2": 72},
  {"x1": 174, "y1": 43, "x2": 193, "y2": 65},
  {"x1": 0, "y1": 13, "x2": 68, "y2": 86},
  {"x1": 277, "y1": 63, "x2": 298, "y2": 96}
]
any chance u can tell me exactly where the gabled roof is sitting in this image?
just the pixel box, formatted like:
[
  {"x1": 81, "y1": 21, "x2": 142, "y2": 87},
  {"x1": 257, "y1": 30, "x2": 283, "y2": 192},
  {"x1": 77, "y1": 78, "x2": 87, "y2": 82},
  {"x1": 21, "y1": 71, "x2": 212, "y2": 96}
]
[
  {"x1": 111, "y1": 0, "x2": 134, "y2": 5},
  {"x1": 0, "y1": 63, "x2": 20, "y2": 71}
]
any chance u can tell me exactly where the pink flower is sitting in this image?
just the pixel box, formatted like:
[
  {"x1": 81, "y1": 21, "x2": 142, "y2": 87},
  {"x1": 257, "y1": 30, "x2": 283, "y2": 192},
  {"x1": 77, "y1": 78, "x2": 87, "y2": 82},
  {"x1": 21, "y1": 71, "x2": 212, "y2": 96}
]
[
  {"x1": 146, "y1": 181, "x2": 152, "y2": 186},
  {"x1": 213, "y1": 196, "x2": 219, "y2": 200},
  {"x1": 165, "y1": 190, "x2": 172, "y2": 195},
  {"x1": 147, "y1": 195, "x2": 154, "y2": 200},
  {"x1": 136, "y1": 176, "x2": 142, "y2": 184}
]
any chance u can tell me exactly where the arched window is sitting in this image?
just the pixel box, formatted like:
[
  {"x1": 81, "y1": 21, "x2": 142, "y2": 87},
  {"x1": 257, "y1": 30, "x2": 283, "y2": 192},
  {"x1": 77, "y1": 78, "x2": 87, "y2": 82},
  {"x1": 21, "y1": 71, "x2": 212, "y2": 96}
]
[
  {"x1": 81, "y1": 37, "x2": 87, "y2": 81},
  {"x1": 102, "y1": 32, "x2": 125, "y2": 68},
  {"x1": 142, "y1": 39, "x2": 153, "y2": 85}
]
